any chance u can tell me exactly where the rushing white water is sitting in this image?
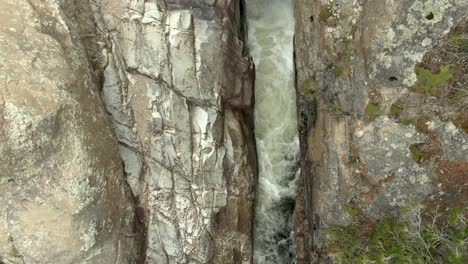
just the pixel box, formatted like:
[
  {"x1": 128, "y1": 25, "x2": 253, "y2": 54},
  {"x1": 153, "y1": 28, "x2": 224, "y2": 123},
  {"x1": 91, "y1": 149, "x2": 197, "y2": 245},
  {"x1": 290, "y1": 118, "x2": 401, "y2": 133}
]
[{"x1": 246, "y1": 0, "x2": 299, "y2": 263}]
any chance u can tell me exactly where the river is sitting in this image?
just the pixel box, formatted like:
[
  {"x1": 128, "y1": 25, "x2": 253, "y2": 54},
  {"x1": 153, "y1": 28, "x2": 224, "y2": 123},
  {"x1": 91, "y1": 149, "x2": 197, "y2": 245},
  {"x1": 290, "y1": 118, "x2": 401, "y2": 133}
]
[{"x1": 246, "y1": 1, "x2": 300, "y2": 263}]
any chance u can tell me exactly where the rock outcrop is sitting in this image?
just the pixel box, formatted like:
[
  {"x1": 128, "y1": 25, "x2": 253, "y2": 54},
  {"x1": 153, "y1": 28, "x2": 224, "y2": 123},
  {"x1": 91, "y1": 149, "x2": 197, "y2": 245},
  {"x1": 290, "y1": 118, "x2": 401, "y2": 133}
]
[
  {"x1": 1, "y1": 0, "x2": 255, "y2": 263},
  {"x1": 84, "y1": 0, "x2": 256, "y2": 263},
  {"x1": 0, "y1": 0, "x2": 138, "y2": 263},
  {"x1": 294, "y1": 0, "x2": 467, "y2": 263}
]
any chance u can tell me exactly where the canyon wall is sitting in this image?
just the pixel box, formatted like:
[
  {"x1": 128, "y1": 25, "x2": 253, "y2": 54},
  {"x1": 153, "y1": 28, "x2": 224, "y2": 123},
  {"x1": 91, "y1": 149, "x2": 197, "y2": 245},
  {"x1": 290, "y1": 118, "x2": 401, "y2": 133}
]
[
  {"x1": 0, "y1": 0, "x2": 138, "y2": 263},
  {"x1": 2, "y1": 0, "x2": 466, "y2": 263},
  {"x1": 1, "y1": 0, "x2": 256, "y2": 263},
  {"x1": 294, "y1": 0, "x2": 467, "y2": 263},
  {"x1": 89, "y1": 0, "x2": 256, "y2": 263}
]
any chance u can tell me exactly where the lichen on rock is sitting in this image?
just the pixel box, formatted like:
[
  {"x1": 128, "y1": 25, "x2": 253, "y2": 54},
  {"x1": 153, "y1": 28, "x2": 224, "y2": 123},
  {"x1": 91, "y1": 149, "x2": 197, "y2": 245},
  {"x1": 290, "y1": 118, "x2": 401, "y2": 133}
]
[{"x1": 294, "y1": 0, "x2": 468, "y2": 263}]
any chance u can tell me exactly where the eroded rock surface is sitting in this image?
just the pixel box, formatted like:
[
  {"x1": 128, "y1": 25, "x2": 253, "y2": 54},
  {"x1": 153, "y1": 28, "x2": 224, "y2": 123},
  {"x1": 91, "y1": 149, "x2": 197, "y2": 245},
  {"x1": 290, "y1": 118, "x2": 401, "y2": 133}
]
[
  {"x1": 0, "y1": 0, "x2": 138, "y2": 263},
  {"x1": 83, "y1": 0, "x2": 256, "y2": 263},
  {"x1": 294, "y1": 0, "x2": 467, "y2": 263},
  {"x1": 1, "y1": 0, "x2": 255, "y2": 263}
]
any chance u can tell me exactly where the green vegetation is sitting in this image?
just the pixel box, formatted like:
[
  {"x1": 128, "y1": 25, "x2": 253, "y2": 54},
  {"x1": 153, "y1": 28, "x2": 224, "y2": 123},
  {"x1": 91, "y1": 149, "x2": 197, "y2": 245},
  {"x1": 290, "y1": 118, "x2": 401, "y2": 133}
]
[
  {"x1": 9, "y1": 247, "x2": 20, "y2": 258},
  {"x1": 414, "y1": 66, "x2": 454, "y2": 96},
  {"x1": 349, "y1": 155, "x2": 360, "y2": 165},
  {"x1": 415, "y1": 116, "x2": 430, "y2": 134},
  {"x1": 409, "y1": 25, "x2": 467, "y2": 132},
  {"x1": 389, "y1": 105, "x2": 403, "y2": 116},
  {"x1": 409, "y1": 143, "x2": 428, "y2": 162},
  {"x1": 451, "y1": 110, "x2": 468, "y2": 133},
  {"x1": 397, "y1": 119, "x2": 414, "y2": 126},
  {"x1": 6, "y1": 235, "x2": 22, "y2": 260},
  {"x1": 416, "y1": 66, "x2": 454, "y2": 89},
  {"x1": 334, "y1": 101, "x2": 343, "y2": 114},
  {"x1": 320, "y1": 3, "x2": 333, "y2": 22},
  {"x1": 365, "y1": 103, "x2": 381, "y2": 119},
  {"x1": 344, "y1": 204, "x2": 360, "y2": 217},
  {"x1": 395, "y1": 115, "x2": 432, "y2": 132},
  {"x1": 302, "y1": 79, "x2": 318, "y2": 101},
  {"x1": 334, "y1": 63, "x2": 353, "y2": 77},
  {"x1": 327, "y1": 206, "x2": 467, "y2": 264},
  {"x1": 449, "y1": 90, "x2": 466, "y2": 105},
  {"x1": 334, "y1": 39, "x2": 354, "y2": 78},
  {"x1": 448, "y1": 31, "x2": 468, "y2": 50}
]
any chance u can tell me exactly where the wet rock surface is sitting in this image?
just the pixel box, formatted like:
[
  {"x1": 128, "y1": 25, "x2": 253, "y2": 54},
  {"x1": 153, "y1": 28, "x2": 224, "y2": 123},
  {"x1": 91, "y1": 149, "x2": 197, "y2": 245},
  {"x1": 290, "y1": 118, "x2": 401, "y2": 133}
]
[{"x1": 294, "y1": 0, "x2": 467, "y2": 263}]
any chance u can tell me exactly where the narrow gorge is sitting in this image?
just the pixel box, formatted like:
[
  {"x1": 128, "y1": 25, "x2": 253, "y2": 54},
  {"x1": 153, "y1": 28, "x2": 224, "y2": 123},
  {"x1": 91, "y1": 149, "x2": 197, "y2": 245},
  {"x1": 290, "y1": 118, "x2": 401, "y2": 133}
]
[
  {"x1": 247, "y1": 0, "x2": 299, "y2": 263},
  {"x1": 1, "y1": 1, "x2": 467, "y2": 264}
]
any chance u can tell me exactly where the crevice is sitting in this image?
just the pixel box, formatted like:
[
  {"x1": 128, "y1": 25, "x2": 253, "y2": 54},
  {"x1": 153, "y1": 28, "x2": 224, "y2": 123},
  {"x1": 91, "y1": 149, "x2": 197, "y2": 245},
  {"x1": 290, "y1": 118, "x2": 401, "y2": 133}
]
[
  {"x1": 72, "y1": 2, "x2": 148, "y2": 262},
  {"x1": 117, "y1": 142, "x2": 148, "y2": 264}
]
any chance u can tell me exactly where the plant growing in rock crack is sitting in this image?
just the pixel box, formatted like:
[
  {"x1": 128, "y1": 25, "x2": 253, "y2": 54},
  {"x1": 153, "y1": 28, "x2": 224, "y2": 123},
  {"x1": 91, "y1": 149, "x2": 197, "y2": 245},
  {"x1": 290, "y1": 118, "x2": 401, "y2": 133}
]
[
  {"x1": 302, "y1": 79, "x2": 319, "y2": 101},
  {"x1": 404, "y1": 24, "x2": 468, "y2": 132},
  {"x1": 389, "y1": 104, "x2": 403, "y2": 117},
  {"x1": 320, "y1": 3, "x2": 334, "y2": 22},
  {"x1": 449, "y1": 89, "x2": 466, "y2": 106},
  {"x1": 413, "y1": 65, "x2": 454, "y2": 97},
  {"x1": 448, "y1": 31, "x2": 468, "y2": 50},
  {"x1": 365, "y1": 102, "x2": 381, "y2": 120},
  {"x1": 326, "y1": 205, "x2": 467, "y2": 264},
  {"x1": 409, "y1": 143, "x2": 429, "y2": 163}
]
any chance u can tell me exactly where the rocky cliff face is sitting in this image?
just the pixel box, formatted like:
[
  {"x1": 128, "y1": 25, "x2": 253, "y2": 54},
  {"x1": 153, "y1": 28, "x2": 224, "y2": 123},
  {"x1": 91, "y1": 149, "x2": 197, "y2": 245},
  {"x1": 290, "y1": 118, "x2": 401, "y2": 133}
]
[
  {"x1": 89, "y1": 0, "x2": 256, "y2": 263},
  {"x1": 1, "y1": 0, "x2": 256, "y2": 263},
  {"x1": 2, "y1": 0, "x2": 466, "y2": 263},
  {"x1": 294, "y1": 0, "x2": 467, "y2": 263},
  {"x1": 0, "y1": 0, "x2": 138, "y2": 263}
]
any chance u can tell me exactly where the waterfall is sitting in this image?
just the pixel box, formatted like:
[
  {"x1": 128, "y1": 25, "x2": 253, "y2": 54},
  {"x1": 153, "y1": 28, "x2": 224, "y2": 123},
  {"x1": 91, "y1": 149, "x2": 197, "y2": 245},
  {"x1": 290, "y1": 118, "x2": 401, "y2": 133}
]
[{"x1": 246, "y1": 0, "x2": 300, "y2": 263}]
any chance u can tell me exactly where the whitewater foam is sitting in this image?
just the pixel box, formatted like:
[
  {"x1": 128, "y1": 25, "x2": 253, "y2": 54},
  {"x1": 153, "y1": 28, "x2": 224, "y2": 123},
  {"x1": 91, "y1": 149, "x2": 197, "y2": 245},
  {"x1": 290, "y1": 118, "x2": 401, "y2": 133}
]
[{"x1": 246, "y1": 1, "x2": 299, "y2": 263}]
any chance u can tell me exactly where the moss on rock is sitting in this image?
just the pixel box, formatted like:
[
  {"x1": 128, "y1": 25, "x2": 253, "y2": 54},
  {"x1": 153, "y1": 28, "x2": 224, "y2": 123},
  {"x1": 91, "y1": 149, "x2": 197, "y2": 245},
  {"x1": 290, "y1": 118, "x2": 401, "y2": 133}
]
[
  {"x1": 409, "y1": 143, "x2": 429, "y2": 163},
  {"x1": 302, "y1": 79, "x2": 319, "y2": 101},
  {"x1": 365, "y1": 103, "x2": 381, "y2": 119},
  {"x1": 334, "y1": 63, "x2": 353, "y2": 77},
  {"x1": 389, "y1": 104, "x2": 404, "y2": 116},
  {"x1": 414, "y1": 65, "x2": 453, "y2": 96},
  {"x1": 320, "y1": 3, "x2": 333, "y2": 22}
]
